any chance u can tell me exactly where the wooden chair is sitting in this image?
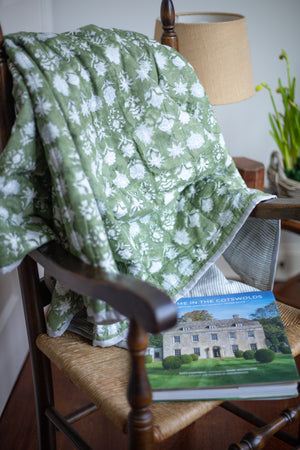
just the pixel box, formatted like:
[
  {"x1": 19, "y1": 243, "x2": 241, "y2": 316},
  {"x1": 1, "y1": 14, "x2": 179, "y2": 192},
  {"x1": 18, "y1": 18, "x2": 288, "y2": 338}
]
[{"x1": 1, "y1": 1, "x2": 300, "y2": 448}]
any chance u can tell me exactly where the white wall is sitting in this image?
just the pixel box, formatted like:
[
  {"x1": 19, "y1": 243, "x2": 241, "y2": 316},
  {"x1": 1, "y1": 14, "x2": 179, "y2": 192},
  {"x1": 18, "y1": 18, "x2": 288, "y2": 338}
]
[
  {"x1": 0, "y1": 0, "x2": 53, "y2": 33},
  {"x1": 0, "y1": 0, "x2": 53, "y2": 417},
  {"x1": 0, "y1": 270, "x2": 28, "y2": 415}
]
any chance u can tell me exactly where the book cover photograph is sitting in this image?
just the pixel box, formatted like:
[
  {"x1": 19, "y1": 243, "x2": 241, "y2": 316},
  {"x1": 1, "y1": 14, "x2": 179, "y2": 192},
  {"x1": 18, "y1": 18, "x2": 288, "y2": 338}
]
[{"x1": 146, "y1": 291, "x2": 299, "y2": 401}]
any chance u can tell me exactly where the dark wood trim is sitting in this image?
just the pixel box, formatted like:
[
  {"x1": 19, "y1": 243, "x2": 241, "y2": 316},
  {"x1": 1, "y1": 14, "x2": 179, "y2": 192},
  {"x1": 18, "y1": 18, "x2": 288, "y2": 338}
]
[
  {"x1": 30, "y1": 242, "x2": 177, "y2": 334},
  {"x1": 18, "y1": 257, "x2": 57, "y2": 450},
  {"x1": 127, "y1": 320, "x2": 154, "y2": 449},
  {"x1": 281, "y1": 219, "x2": 300, "y2": 234},
  {"x1": 45, "y1": 407, "x2": 92, "y2": 450},
  {"x1": 223, "y1": 401, "x2": 300, "y2": 448},
  {"x1": 160, "y1": 0, "x2": 178, "y2": 50},
  {"x1": 251, "y1": 198, "x2": 300, "y2": 221},
  {"x1": 233, "y1": 157, "x2": 265, "y2": 192},
  {"x1": 228, "y1": 403, "x2": 300, "y2": 449},
  {"x1": 0, "y1": 25, "x2": 15, "y2": 154},
  {"x1": 64, "y1": 403, "x2": 98, "y2": 424}
]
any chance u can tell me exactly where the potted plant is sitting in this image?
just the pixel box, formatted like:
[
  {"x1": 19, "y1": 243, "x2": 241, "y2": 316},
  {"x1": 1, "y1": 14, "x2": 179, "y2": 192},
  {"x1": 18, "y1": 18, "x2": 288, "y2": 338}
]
[{"x1": 256, "y1": 50, "x2": 300, "y2": 196}]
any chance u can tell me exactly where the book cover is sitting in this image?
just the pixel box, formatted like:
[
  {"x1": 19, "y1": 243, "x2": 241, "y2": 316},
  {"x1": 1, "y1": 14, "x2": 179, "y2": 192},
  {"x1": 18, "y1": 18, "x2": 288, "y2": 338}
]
[{"x1": 146, "y1": 291, "x2": 299, "y2": 401}]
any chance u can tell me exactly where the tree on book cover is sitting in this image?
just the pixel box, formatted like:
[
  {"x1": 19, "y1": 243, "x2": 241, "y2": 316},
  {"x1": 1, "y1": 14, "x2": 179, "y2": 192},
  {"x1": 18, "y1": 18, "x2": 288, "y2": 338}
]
[{"x1": 146, "y1": 291, "x2": 299, "y2": 400}]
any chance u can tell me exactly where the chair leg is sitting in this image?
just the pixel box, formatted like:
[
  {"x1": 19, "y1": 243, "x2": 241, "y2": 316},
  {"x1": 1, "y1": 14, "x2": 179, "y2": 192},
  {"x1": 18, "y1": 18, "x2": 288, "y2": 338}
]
[
  {"x1": 18, "y1": 257, "x2": 56, "y2": 450},
  {"x1": 127, "y1": 319, "x2": 154, "y2": 450},
  {"x1": 33, "y1": 357, "x2": 56, "y2": 450},
  {"x1": 228, "y1": 403, "x2": 300, "y2": 449}
]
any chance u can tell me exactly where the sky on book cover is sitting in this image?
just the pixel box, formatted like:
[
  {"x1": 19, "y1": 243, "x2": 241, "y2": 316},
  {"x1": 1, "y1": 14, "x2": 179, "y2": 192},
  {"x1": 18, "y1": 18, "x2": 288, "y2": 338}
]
[{"x1": 176, "y1": 291, "x2": 277, "y2": 321}]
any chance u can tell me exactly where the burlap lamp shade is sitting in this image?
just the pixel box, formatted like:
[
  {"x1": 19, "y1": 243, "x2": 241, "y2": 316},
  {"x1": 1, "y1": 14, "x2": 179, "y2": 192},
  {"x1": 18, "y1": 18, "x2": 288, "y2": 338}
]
[{"x1": 155, "y1": 12, "x2": 255, "y2": 105}]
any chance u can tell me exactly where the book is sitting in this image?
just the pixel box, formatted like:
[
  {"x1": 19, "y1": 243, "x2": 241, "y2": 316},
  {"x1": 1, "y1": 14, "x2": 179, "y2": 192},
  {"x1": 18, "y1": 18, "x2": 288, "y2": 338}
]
[{"x1": 146, "y1": 291, "x2": 300, "y2": 401}]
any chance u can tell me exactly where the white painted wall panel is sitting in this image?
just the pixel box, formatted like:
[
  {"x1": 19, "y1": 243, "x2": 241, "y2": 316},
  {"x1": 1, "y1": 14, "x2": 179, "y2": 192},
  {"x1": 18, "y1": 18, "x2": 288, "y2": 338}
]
[{"x1": 0, "y1": 0, "x2": 53, "y2": 416}]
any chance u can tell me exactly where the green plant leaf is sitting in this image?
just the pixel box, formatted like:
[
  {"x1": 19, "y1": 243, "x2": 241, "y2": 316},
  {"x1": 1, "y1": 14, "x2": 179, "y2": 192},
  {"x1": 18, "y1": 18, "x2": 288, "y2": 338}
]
[{"x1": 258, "y1": 50, "x2": 300, "y2": 171}]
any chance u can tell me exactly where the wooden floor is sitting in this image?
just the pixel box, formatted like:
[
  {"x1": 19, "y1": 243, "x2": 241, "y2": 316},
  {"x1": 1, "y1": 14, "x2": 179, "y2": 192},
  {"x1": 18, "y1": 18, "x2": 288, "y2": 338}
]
[{"x1": 1, "y1": 281, "x2": 300, "y2": 449}]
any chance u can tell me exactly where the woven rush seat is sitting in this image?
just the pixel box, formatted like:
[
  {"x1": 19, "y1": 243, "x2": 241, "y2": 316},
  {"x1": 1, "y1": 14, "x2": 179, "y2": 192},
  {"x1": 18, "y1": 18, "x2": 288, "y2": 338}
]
[
  {"x1": 36, "y1": 331, "x2": 221, "y2": 443},
  {"x1": 277, "y1": 301, "x2": 300, "y2": 357},
  {"x1": 36, "y1": 300, "x2": 300, "y2": 444}
]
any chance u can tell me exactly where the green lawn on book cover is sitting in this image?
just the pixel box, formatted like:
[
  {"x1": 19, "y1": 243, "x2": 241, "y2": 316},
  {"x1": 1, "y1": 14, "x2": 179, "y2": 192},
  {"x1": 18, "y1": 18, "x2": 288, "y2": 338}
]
[{"x1": 147, "y1": 354, "x2": 297, "y2": 390}]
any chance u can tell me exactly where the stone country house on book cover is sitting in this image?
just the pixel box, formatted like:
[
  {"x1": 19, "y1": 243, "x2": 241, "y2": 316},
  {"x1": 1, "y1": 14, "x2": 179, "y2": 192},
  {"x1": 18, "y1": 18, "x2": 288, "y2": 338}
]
[{"x1": 161, "y1": 315, "x2": 267, "y2": 360}]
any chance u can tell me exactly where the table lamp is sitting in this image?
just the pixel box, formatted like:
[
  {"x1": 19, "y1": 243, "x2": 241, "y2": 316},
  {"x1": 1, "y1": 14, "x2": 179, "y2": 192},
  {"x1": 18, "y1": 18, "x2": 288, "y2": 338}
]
[
  {"x1": 155, "y1": 2, "x2": 264, "y2": 190},
  {"x1": 154, "y1": 9, "x2": 255, "y2": 105}
]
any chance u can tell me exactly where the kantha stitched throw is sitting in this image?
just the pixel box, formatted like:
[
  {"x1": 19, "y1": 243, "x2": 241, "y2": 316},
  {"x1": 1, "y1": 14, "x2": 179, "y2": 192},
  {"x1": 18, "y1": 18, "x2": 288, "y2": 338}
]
[{"x1": 0, "y1": 26, "x2": 273, "y2": 345}]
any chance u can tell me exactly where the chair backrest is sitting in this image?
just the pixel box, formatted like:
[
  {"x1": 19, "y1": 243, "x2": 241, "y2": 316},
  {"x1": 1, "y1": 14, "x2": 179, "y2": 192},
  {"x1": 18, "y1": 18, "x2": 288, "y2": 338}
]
[{"x1": 159, "y1": 0, "x2": 178, "y2": 50}]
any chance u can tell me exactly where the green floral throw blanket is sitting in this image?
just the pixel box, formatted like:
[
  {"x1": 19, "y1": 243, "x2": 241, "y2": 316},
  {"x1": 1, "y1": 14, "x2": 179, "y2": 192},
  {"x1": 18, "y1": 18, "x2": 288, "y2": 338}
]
[{"x1": 1, "y1": 25, "x2": 272, "y2": 346}]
